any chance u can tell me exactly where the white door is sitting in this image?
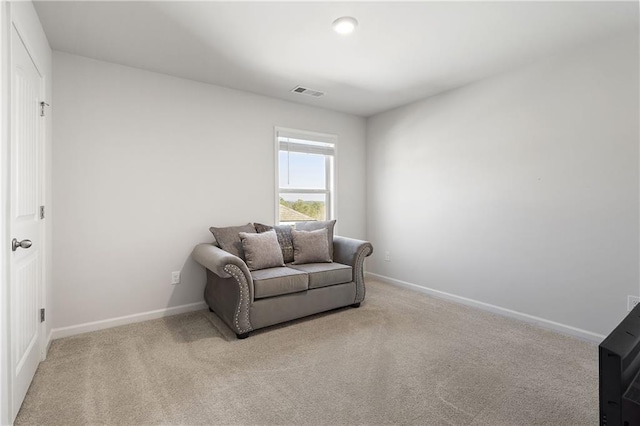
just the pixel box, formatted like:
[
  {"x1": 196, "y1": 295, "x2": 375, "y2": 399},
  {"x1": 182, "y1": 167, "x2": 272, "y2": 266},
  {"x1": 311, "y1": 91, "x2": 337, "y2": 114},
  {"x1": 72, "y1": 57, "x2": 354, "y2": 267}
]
[{"x1": 9, "y1": 24, "x2": 43, "y2": 421}]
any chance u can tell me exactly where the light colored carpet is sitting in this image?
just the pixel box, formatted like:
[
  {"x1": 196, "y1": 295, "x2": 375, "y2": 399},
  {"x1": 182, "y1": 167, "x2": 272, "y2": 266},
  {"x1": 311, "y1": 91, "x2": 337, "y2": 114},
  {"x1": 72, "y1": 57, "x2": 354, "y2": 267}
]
[{"x1": 16, "y1": 281, "x2": 598, "y2": 425}]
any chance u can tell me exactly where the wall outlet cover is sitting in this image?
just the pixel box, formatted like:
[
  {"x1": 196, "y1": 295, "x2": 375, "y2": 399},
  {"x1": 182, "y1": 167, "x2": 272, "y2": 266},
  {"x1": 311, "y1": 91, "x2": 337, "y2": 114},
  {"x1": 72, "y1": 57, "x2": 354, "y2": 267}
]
[{"x1": 171, "y1": 271, "x2": 181, "y2": 285}]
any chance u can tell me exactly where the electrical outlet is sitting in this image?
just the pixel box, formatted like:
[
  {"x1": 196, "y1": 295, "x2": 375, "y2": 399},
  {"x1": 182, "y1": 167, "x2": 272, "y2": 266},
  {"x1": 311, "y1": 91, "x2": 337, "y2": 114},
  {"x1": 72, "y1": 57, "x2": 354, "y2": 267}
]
[
  {"x1": 628, "y1": 295, "x2": 640, "y2": 312},
  {"x1": 171, "y1": 271, "x2": 181, "y2": 285},
  {"x1": 384, "y1": 251, "x2": 391, "y2": 262}
]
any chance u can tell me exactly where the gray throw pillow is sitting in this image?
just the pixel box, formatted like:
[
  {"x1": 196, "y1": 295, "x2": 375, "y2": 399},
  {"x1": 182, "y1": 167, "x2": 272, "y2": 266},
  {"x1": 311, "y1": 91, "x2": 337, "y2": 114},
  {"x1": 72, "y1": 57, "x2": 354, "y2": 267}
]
[
  {"x1": 254, "y1": 223, "x2": 294, "y2": 263},
  {"x1": 295, "y1": 220, "x2": 336, "y2": 260},
  {"x1": 209, "y1": 223, "x2": 256, "y2": 260},
  {"x1": 239, "y1": 230, "x2": 285, "y2": 271},
  {"x1": 291, "y1": 228, "x2": 332, "y2": 264}
]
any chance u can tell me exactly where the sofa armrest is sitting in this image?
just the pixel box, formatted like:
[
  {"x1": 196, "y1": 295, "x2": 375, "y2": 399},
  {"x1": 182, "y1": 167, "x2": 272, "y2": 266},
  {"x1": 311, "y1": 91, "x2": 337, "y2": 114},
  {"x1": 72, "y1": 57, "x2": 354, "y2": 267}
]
[
  {"x1": 333, "y1": 236, "x2": 373, "y2": 304},
  {"x1": 193, "y1": 243, "x2": 254, "y2": 334},
  {"x1": 192, "y1": 244, "x2": 250, "y2": 279},
  {"x1": 333, "y1": 236, "x2": 373, "y2": 267},
  {"x1": 192, "y1": 243, "x2": 254, "y2": 304}
]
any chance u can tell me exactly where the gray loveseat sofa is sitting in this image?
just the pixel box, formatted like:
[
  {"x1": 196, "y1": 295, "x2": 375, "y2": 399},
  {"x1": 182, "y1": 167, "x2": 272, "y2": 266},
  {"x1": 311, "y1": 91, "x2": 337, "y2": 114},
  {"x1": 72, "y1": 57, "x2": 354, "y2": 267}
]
[{"x1": 193, "y1": 235, "x2": 373, "y2": 339}]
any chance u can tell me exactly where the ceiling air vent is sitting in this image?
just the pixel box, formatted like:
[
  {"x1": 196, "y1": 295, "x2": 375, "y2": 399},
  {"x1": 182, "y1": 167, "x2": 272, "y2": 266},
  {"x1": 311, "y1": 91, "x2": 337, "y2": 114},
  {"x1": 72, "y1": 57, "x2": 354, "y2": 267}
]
[{"x1": 291, "y1": 86, "x2": 325, "y2": 97}]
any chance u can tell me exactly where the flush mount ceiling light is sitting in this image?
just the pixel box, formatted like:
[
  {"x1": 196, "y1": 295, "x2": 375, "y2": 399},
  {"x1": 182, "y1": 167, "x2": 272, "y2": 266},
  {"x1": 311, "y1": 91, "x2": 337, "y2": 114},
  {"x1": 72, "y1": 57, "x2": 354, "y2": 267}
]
[{"x1": 332, "y1": 16, "x2": 358, "y2": 35}]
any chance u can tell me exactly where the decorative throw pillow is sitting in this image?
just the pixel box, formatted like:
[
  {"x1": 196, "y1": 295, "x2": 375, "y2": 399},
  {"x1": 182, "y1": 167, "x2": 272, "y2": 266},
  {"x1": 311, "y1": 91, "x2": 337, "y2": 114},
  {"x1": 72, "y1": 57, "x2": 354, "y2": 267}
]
[
  {"x1": 209, "y1": 223, "x2": 256, "y2": 260},
  {"x1": 295, "y1": 220, "x2": 336, "y2": 260},
  {"x1": 254, "y1": 223, "x2": 294, "y2": 263},
  {"x1": 291, "y1": 228, "x2": 332, "y2": 264},
  {"x1": 239, "y1": 230, "x2": 285, "y2": 271}
]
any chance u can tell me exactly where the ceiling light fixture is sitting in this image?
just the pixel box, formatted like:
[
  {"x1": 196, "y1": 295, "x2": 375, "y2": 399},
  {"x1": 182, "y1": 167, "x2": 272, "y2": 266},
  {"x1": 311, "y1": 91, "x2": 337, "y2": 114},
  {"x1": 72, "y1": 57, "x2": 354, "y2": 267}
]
[{"x1": 332, "y1": 16, "x2": 358, "y2": 35}]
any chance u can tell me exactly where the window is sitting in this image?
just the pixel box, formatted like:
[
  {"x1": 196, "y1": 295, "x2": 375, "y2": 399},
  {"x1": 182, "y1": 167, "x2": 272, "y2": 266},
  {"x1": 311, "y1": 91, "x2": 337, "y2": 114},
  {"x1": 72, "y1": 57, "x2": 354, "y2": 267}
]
[{"x1": 275, "y1": 128, "x2": 336, "y2": 225}]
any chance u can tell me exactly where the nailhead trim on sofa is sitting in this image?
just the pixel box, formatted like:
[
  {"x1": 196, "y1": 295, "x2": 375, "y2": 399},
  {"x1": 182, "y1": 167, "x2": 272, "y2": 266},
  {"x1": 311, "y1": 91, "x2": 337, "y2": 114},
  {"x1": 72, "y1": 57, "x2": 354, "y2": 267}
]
[
  {"x1": 223, "y1": 264, "x2": 253, "y2": 334},
  {"x1": 354, "y1": 245, "x2": 372, "y2": 304}
]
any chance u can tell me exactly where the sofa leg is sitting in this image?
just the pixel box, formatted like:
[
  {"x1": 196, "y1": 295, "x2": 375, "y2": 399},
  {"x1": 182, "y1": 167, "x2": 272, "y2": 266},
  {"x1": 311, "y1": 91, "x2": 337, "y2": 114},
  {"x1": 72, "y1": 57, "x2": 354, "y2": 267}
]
[
  {"x1": 208, "y1": 307, "x2": 214, "y2": 313},
  {"x1": 351, "y1": 302, "x2": 361, "y2": 308},
  {"x1": 236, "y1": 332, "x2": 250, "y2": 340}
]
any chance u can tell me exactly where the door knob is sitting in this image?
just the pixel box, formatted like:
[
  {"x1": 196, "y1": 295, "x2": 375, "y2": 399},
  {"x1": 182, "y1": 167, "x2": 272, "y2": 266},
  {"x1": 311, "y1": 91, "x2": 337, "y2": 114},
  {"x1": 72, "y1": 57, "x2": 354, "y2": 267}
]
[{"x1": 11, "y1": 238, "x2": 32, "y2": 252}]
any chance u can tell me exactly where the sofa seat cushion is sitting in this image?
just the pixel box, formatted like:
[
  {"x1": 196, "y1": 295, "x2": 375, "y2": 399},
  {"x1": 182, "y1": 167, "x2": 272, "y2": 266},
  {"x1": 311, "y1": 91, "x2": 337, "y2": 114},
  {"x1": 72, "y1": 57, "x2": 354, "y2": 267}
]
[
  {"x1": 287, "y1": 262, "x2": 352, "y2": 289},
  {"x1": 251, "y1": 267, "x2": 309, "y2": 299}
]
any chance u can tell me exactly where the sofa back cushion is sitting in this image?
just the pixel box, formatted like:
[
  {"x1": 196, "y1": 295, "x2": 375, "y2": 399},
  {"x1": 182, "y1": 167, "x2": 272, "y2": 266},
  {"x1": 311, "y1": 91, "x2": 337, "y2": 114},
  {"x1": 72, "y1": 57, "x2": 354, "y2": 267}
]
[
  {"x1": 209, "y1": 223, "x2": 256, "y2": 260},
  {"x1": 239, "y1": 230, "x2": 285, "y2": 271},
  {"x1": 291, "y1": 228, "x2": 332, "y2": 264},
  {"x1": 254, "y1": 223, "x2": 294, "y2": 263},
  {"x1": 295, "y1": 220, "x2": 336, "y2": 260}
]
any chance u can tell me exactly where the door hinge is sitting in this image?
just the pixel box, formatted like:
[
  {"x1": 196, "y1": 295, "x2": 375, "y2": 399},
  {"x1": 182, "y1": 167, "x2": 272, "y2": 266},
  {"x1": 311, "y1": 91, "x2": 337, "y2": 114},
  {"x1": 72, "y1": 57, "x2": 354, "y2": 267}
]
[
  {"x1": 40, "y1": 205, "x2": 45, "y2": 219},
  {"x1": 40, "y1": 101, "x2": 49, "y2": 117},
  {"x1": 40, "y1": 308, "x2": 45, "y2": 323}
]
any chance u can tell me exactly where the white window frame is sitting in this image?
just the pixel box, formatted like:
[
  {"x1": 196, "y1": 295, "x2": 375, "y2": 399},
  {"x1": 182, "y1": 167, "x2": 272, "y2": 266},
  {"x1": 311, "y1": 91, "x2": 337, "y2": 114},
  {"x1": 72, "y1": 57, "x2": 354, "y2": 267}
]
[{"x1": 274, "y1": 127, "x2": 337, "y2": 225}]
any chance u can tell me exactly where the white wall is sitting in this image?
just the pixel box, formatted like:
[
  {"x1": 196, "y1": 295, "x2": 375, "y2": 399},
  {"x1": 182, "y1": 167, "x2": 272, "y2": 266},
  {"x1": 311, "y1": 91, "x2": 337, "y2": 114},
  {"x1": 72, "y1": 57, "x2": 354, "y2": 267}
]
[
  {"x1": 1, "y1": 2, "x2": 52, "y2": 424},
  {"x1": 366, "y1": 32, "x2": 639, "y2": 338},
  {"x1": 52, "y1": 52, "x2": 366, "y2": 331}
]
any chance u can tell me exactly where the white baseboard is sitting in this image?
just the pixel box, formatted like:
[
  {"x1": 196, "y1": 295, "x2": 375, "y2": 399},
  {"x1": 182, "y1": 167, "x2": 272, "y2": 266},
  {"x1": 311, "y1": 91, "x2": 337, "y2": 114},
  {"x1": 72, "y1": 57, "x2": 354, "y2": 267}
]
[
  {"x1": 50, "y1": 301, "x2": 208, "y2": 340},
  {"x1": 44, "y1": 328, "x2": 53, "y2": 358},
  {"x1": 366, "y1": 272, "x2": 605, "y2": 343}
]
